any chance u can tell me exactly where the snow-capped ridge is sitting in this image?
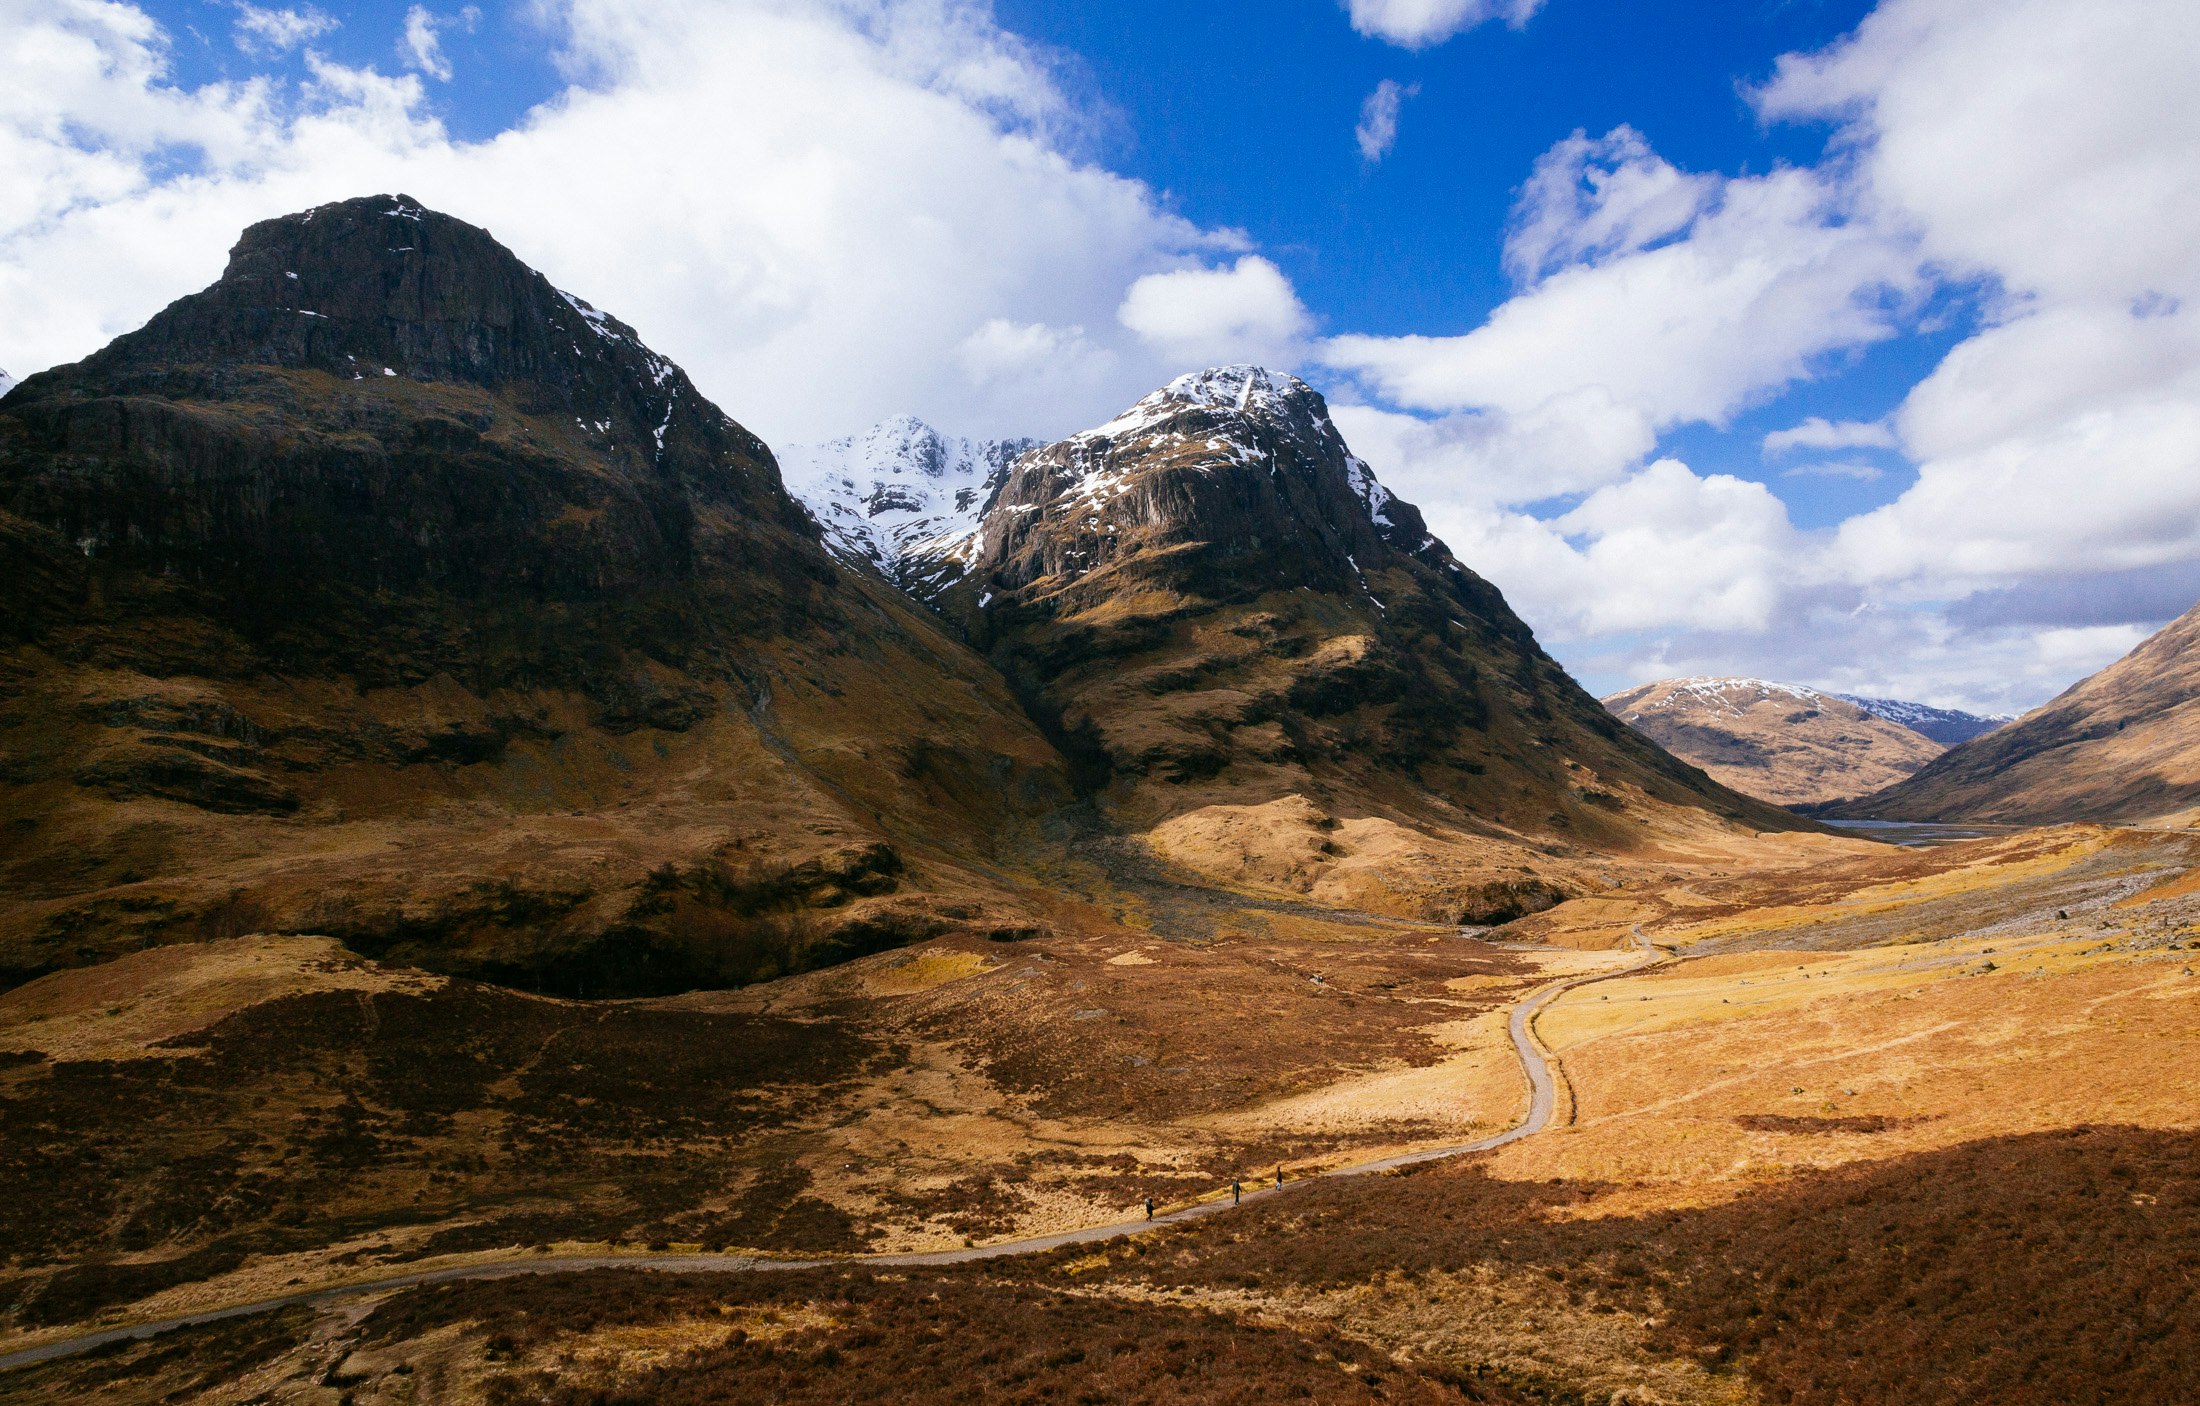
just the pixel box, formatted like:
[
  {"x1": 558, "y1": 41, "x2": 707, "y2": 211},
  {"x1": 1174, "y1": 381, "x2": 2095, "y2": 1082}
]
[
  {"x1": 781, "y1": 417, "x2": 1039, "y2": 580},
  {"x1": 1075, "y1": 365, "x2": 1319, "y2": 445},
  {"x1": 1836, "y1": 694, "x2": 2011, "y2": 746},
  {"x1": 1624, "y1": 676, "x2": 1832, "y2": 719}
]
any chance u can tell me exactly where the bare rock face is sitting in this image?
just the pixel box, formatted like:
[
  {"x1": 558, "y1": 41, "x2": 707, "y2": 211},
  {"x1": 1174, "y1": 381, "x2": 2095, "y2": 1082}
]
[
  {"x1": 1602, "y1": 677, "x2": 1948, "y2": 808},
  {"x1": 0, "y1": 193, "x2": 819, "y2": 689},
  {"x1": 910, "y1": 366, "x2": 1802, "y2": 853},
  {"x1": 1844, "y1": 600, "x2": 2200, "y2": 823},
  {"x1": 0, "y1": 196, "x2": 1072, "y2": 994}
]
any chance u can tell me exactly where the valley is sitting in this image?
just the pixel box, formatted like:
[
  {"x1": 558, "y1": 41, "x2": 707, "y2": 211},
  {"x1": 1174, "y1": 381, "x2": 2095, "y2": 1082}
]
[
  {"x1": 4, "y1": 817, "x2": 2197, "y2": 1404},
  {"x1": 1, "y1": 196, "x2": 2194, "y2": 1405}
]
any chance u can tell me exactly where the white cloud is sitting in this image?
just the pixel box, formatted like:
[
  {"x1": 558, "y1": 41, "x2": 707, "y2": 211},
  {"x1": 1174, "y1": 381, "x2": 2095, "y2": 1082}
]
[
  {"x1": 1761, "y1": 415, "x2": 1895, "y2": 456},
  {"x1": 1118, "y1": 255, "x2": 1311, "y2": 369},
  {"x1": 1342, "y1": 0, "x2": 1541, "y2": 49},
  {"x1": 1328, "y1": 2, "x2": 2200, "y2": 711},
  {"x1": 1323, "y1": 158, "x2": 1918, "y2": 430},
  {"x1": 1330, "y1": 390, "x2": 1652, "y2": 510},
  {"x1": 1780, "y1": 460, "x2": 1884, "y2": 482},
  {"x1": 0, "y1": 0, "x2": 1250, "y2": 444},
  {"x1": 1416, "y1": 459, "x2": 1803, "y2": 642},
  {"x1": 232, "y1": 3, "x2": 336, "y2": 56},
  {"x1": 1756, "y1": 0, "x2": 2200, "y2": 614},
  {"x1": 399, "y1": 5, "x2": 477, "y2": 83},
  {"x1": 1503, "y1": 126, "x2": 1714, "y2": 285},
  {"x1": 1355, "y1": 79, "x2": 1416, "y2": 162}
]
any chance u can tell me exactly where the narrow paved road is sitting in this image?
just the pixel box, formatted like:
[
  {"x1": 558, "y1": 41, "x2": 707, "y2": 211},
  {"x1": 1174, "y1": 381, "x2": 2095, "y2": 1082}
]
[{"x1": 0, "y1": 932, "x2": 1672, "y2": 1374}]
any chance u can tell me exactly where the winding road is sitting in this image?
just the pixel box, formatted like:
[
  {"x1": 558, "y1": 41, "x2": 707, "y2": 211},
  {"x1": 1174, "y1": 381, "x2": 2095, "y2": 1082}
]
[{"x1": 0, "y1": 929, "x2": 1674, "y2": 1374}]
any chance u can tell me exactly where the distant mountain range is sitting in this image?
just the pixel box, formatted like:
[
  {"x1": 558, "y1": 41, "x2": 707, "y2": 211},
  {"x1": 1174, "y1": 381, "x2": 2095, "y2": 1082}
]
[
  {"x1": 1841, "y1": 599, "x2": 2200, "y2": 824},
  {"x1": 1602, "y1": 677, "x2": 1971, "y2": 807},
  {"x1": 1834, "y1": 695, "x2": 2010, "y2": 747}
]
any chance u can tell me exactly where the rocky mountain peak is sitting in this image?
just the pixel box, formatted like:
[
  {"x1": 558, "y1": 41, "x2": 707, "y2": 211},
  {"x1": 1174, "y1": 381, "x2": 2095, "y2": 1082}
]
[
  {"x1": 43, "y1": 193, "x2": 783, "y2": 512},
  {"x1": 896, "y1": 367, "x2": 1798, "y2": 844},
  {"x1": 911, "y1": 365, "x2": 1431, "y2": 610},
  {"x1": 0, "y1": 193, "x2": 827, "y2": 684}
]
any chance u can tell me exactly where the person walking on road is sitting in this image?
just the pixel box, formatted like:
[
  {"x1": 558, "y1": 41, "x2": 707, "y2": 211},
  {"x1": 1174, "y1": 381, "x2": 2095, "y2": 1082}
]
[
  {"x1": 1274, "y1": 1167, "x2": 1284, "y2": 1190},
  {"x1": 1232, "y1": 1179, "x2": 1241, "y2": 1206},
  {"x1": 1144, "y1": 1197, "x2": 1155, "y2": 1221}
]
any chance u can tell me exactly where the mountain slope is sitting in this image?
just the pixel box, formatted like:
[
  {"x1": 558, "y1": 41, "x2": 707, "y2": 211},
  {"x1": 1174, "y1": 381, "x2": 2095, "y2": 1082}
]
[
  {"x1": 902, "y1": 367, "x2": 1808, "y2": 920},
  {"x1": 1845, "y1": 601, "x2": 2200, "y2": 823},
  {"x1": 1836, "y1": 694, "x2": 2008, "y2": 746},
  {"x1": 1603, "y1": 678, "x2": 1946, "y2": 807},
  {"x1": 779, "y1": 416, "x2": 1037, "y2": 585},
  {"x1": 0, "y1": 195, "x2": 1074, "y2": 993}
]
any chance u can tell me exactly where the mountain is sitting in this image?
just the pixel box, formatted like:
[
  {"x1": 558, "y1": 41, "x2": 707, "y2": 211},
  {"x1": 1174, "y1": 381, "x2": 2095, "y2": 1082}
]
[
  {"x1": 0, "y1": 368, "x2": 14, "y2": 398},
  {"x1": 0, "y1": 195, "x2": 1074, "y2": 994},
  {"x1": 779, "y1": 416, "x2": 1038, "y2": 586},
  {"x1": 1602, "y1": 677, "x2": 1945, "y2": 808},
  {"x1": 1843, "y1": 600, "x2": 2200, "y2": 823},
  {"x1": 1835, "y1": 694, "x2": 2008, "y2": 746},
  {"x1": 900, "y1": 366, "x2": 1807, "y2": 920}
]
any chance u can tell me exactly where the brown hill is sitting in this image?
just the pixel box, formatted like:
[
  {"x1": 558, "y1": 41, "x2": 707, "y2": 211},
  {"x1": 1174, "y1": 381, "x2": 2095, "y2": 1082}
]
[
  {"x1": 1845, "y1": 599, "x2": 2200, "y2": 823},
  {"x1": 0, "y1": 195, "x2": 1074, "y2": 994},
  {"x1": 909, "y1": 367, "x2": 1808, "y2": 921},
  {"x1": 1602, "y1": 677, "x2": 1945, "y2": 807}
]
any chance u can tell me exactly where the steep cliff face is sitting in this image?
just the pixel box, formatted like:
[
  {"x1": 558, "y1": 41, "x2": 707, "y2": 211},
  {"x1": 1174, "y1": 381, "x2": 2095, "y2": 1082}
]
[
  {"x1": 1, "y1": 193, "x2": 819, "y2": 686},
  {"x1": 0, "y1": 196, "x2": 1073, "y2": 993},
  {"x1": 906, "y1": 367, "x2": 1805, "y2": 918},
  {"x1": 1845, "y1": 599, "x2": 2200, "y2": 824}
]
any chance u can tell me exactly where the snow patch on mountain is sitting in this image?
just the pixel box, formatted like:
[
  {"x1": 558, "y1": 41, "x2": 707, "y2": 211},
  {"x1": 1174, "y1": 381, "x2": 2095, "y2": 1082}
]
[
  {"x1": 781, "y1": 416, "x2": 1039, "y2": 581},
  {"x1": 1836, "y1": 695, "x2": 2011, "y2": 747},
  {"x1": 1621, "y1": 676, "x2": 1832, "y2": 720},
  {"x1": 815, "y1": 367, "x2": 1416, "y2": 599}
]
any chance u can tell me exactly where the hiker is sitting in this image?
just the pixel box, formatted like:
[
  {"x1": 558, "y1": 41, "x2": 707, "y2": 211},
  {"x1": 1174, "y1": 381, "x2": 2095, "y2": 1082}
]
[
  {"x1": 1144, "y1": 1197, "x2": 1155, "y2": 1221},
  {"x1": 1274, "y1": 1167, "x2": 1284, "y2": 1190},
  {"x1": 1232, "y1": 1178, "x2": 1241, "y2": 1205}
]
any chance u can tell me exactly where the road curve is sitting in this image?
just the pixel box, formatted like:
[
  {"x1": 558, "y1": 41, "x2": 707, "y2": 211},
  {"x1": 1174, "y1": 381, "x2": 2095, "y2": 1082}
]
[{"x1": 0, "y1": 931, "x2": 1672, "y2": 1374}]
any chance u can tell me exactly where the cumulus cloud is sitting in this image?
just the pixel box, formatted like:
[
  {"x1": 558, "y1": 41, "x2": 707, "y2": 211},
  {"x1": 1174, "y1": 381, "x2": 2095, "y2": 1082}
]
[
  {"x1": 0, "y1": 0, "x2": 1251, "y2": 444},
  {"x1": 1760, "y1": 0, "x2": 2200, "y2": 614},
  {"x1": 1780, "y1": 461, "x2": 1885, "y2": 482},
  {"x1": 1355, "y1": 79, "x2": 1416, "y2": 162},
  {"x1": 399, "y1": 6, "x2": 454, "y2": 82},
  {"x1": 1343, "y1": 0, "x2": 1541, "y2": 49},
  {"x1": 1118, "y1": 255, "x2": 1311, "y2": 369},
  {"x1": 1319, "y1": 0, "x2": 2200, "y2": 711},
  {"x1": 1503, "y1": 126, "x2": 1715, "y2": 285},
  {"x1": 1323, "y1": 158, "x2": 1917, "y2": 428},
  {"x1": 1761, "y1": 415, "x2": 1896, "y2": 456},
  {"x1": 232, "y1": 3, "x2": 336, "y2": 56}
]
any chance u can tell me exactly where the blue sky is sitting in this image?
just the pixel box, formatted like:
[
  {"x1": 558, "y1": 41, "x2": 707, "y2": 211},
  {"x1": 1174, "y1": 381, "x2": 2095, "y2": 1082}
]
[{"x1": 8, "y1": 0, "x2": 2199, "y2": 711}]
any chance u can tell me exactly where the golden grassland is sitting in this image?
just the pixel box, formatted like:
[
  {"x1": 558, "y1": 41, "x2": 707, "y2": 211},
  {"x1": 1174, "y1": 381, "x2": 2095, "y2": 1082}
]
[{"x1": 6, "y1": 822, "x2": 2200, "y2": 1404}]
